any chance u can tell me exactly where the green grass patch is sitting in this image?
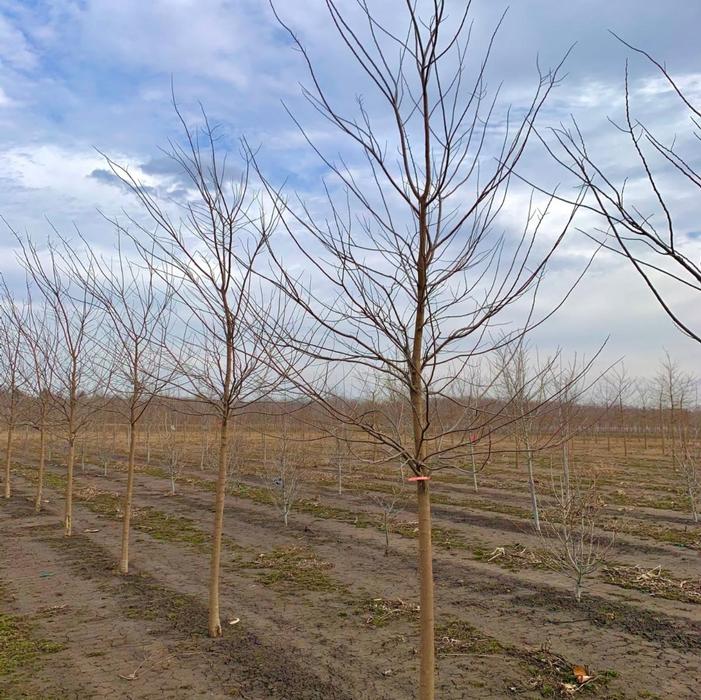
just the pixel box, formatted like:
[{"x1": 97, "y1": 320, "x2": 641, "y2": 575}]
[
  {"x1": 132, "y1": 508, "x2": 209, "y2": 549},
  {"x1": 243, "y1": 545, "x2": 345, "y2": 593},
  {"x1": 0, "y1": 612, "x2": 63, "y2": 679},
  {"x1": 356, "y1": 596, "x2": 419, "y2": 627},
  {"x1": 436, "y1": 618, "x2": 504, "y2": 655}
]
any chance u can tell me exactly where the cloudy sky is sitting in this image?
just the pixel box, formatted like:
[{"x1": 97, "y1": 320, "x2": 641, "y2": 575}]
[{"x1": 0, "y1": 0, "x2": 699, "y2": 379}]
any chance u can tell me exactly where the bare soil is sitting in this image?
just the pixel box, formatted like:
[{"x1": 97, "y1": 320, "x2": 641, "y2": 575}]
[{"x1": 1, "y1": 434, "x2": 700, "y2": 699}]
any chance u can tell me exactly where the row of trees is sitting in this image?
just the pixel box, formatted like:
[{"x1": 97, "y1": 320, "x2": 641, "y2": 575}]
[{"x1": 1, "y1": 2, "x2": 699, "y2": 697}]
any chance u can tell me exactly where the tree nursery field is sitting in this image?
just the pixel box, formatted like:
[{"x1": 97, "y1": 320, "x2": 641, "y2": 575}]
[
  {"x1": 2, "y1": 426, "x2": 699, "y2": 699},
  {"x1": 0, "y1": 2, "x2": 699, "y2": 699}
]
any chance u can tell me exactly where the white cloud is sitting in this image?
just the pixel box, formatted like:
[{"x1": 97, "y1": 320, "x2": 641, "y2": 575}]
[
  {"x1": 0, "y1": 13, "x2": 37, "y2": 71},
  {"x1": 0, "y1": 86, "x2": 15, "y2": 107}
]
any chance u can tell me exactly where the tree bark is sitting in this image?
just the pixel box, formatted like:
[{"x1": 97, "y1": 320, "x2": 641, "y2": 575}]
[
  {"x1": 119, "y1": 416, "x2": 138, "y2": 575},
  {"x1": 208, "y1": 412, "x2": 229, "y2": 637},
  {"x1": 416, "y1": 480, "x2": 435, "y2": 700},
  {"x1": 35, "y1": 422, "x2": 46, "y2": 513},
  {"x1": 65, "y1": 436, "x2": 75, "y2": 536},
  {"x1": 411, "y1": 196, "x2": 434, "y2": 699},
  {"x1": 470, "y1": 440, "x2": 478, "y2": 494},
  {"x1": 526, "y1": 445, "x2": 540, "y2": 533},
  {"x1": 3, "y1": 424, "x2": 12, "y2": 499}
]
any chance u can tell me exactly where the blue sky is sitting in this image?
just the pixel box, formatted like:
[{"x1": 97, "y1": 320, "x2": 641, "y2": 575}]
[{"x1": 0, "y1": 0, "x2": 699, "y2": 378}]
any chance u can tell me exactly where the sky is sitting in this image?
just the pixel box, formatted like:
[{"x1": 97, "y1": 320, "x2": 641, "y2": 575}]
[{"x1": 0, "y1": 0, "x2": 699, "y2": 380}]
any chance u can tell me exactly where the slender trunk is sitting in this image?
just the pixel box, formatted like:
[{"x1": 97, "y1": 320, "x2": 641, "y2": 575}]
[
  {"x1": 526, "y1": 445, "x2": 540, "y2": 533},
  {"x1": 688, "y1": 481, "x2": 698, "y2": 524},
  {"x1": 416, "y1": 480, "x2": 434, "y2": 699},
  {"x1": 35, "y1": 421, "x2": 46, "y2": 513},
  {"x1": 146, "y1": 427, "x2": 151, "y2": 465},
  {"x1": 575, "y1": 578, "x2": 583, "y2": 602},
  {"x1": 562, "y1": 441, "x2": 570, "y2": 501},
  {"x1": 470, "y1": 441, "x2": 478, "y2": 494},
  {"x1": 622, "y1": 432, "x2": 627, "y2": 456},
  {"x1": 65, "y1": 436, "x2": 75, "y2": 536},
  {"x1": 208, "y1": 412, "x2": 229, "y2": 638},
  {"x1": 119, "y1": 414, "x2": 138, "y2": 575},
  {"x1": 3, "y1": 424, "x2": 12, "y2": 499},
  {"x1": 412, "y1": 196, "x2": 434, "y2": 700},
  {"x1": 336, "y1": 437, "x2": 343, "y2": 495},
  {"x1": 383, "y1": 511, "x2": 389, "y2": 556}
]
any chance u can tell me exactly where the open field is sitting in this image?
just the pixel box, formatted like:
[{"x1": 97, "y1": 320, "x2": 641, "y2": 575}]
[{"x1": 2, "y1": 429, "x2": 699, "y2": 699}]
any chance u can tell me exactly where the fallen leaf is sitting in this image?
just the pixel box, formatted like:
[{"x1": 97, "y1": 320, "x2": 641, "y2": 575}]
[{"x1": 572, "y1": 665, "x2": 593, "y2": 684}]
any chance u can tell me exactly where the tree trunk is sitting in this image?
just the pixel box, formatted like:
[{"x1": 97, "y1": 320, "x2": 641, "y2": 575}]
[
  {"x1": 526, "y1": 446, "x2": 540, "y2": 533},
  {"x1": 688, "y1": 482, "x2": 698, "y2": 524},
  {"x1": 562, "y1": 441, "x2": 570, "y2": 501},
  {"x1": 208, "y1": 412, "x2": 229, "y2": 638},
  {"x1": 470, "y1": 441, "x2": 478, "y2": 494},
  {"x1": 336, "y1": 437, "x2": 343, "y2": 495},
  {"x1": 383, "y1": 511, "x2": 390, "y2": 556},
  {"x1": 119, "y1": 418, "x2": 138, "y2": 575},
  {"x1": 416, "y1": 480, "x2": 435, "y2": 700},
  {"x1": 3, "y1": 424, "x2": 12, "y2": 499},
  {"x1": 35, "y1": 422, "x2": 46, "y2": 513},
  {"x1": 410, "y1": 193, "x2": 435, "y2": 700},
  {"x1": 65, "y1": 437, "x2": 76, "y2": 536}
]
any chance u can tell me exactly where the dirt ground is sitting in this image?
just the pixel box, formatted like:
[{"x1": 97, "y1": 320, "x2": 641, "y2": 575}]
[{"x1": 1, "y1": 433, "x2": 700, "y2": 699}]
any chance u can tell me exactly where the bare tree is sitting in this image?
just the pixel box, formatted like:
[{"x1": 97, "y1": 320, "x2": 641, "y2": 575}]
[
  {"x1": 0, "y1": 282, "x2": 26, "y2": 500},
  {"x1": 103, "y1": 106, "x2": 285, "y2": 637},
  {"x1": 368, "y1": 465, "x2": 408, "y2": 557},
  {"x1": 95, "y1": 438, "x2": 112, "y2": 478},
  {"x1": 656, "y1": 352, "x2": 694, "y2": 464},
  {"x1": 163, "y1": 419, "x2": 183, "y2": 497},
  {"x1": 260, "y1": 3, "x2": 583, "y2": 696},
  {"x1": 677, "y1": 426, "x2": 700, "y2": 524},
  {"x1": 635, "y1": 377, "x2": 653, "y2": 450},
  {"x1": 604, "y1": 364, "x2": 632, "y2": 458},
  {"x1": 266, "y1": 415, "x2": 301, "y2": 527},
  {"x1": 545, "y1": 37, "x2": 701, "y2": 344},
  {"x1": 15, "y1": 283, "x2": 59, "y2": 512},
  {"x1": 495, "y1": 340, "x2": 556, "y2": 533},
  {"x1": 16, "y1": 235, "x2": 107, "y2": 536},
  {"x1": 656, "y1": 353, "x2": 699, "y2": 521},
  {"x1": 72, "y1": 236, "x2": 174, "y2": 574},
  {"x1": 541, "y1": 470, "x2": 615, "y2": 602}
]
